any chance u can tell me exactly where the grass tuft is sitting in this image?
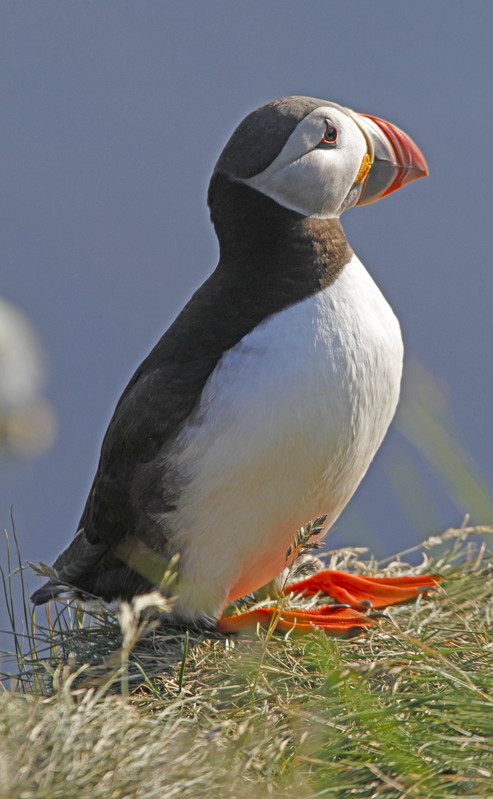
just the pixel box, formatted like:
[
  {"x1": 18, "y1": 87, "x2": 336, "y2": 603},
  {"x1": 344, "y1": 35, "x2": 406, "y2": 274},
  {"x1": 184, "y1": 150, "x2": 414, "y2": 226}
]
[{"x1": 1, "y1": 522, "x2": 493, "y2": 797}]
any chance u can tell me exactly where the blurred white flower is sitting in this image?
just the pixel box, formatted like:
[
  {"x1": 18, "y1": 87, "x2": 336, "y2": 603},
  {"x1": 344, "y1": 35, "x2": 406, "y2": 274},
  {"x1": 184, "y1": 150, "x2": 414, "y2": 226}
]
[{"x1": 0, "y1": 296, "x2": 57, "y2": 459}]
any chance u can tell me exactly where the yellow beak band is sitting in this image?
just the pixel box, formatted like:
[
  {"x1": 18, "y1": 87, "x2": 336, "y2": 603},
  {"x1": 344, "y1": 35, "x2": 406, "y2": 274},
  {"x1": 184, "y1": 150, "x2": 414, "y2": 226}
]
[
  {"x1": 343, "y1": 107, "x2": 375, "y2": 187},
  {"x1": 354, "y1": 153, "x2": 372, "y2": 184}
]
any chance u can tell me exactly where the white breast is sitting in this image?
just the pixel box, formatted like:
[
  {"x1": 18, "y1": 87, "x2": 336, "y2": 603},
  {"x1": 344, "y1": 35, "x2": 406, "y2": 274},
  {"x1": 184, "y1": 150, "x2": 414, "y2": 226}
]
[{"x1": 161, "y1": 253, "x2": 403, "y2": 621}]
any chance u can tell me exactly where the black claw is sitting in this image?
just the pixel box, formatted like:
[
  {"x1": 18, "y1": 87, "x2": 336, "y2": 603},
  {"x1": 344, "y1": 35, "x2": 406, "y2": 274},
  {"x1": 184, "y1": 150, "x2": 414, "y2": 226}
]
[{"x1": 343, "y1": 625, "x2": 367, "y2": 639}]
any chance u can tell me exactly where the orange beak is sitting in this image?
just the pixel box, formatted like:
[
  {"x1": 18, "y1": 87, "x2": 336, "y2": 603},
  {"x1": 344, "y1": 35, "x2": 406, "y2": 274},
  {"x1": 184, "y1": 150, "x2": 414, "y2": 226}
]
[{"x1": 354, "y1": 113, "x2": 429, "y2": 205}]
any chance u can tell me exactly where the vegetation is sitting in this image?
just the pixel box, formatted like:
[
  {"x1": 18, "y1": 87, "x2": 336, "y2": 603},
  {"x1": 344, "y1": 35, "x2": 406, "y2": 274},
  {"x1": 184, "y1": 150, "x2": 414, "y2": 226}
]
[{"x1": 1, "y1": 522, "x2": 493, "y2": 798}]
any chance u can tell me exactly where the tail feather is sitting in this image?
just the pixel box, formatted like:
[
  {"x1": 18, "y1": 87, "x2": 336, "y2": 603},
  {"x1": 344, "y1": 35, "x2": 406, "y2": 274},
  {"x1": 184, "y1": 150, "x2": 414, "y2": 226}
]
[
  {"x1": 31, "y1": 580, "x2": 73, "y2": 605},
  {"x1": 30, "y1": 528, "x2": 155, "y2": 606},
  {"x1": 52, "y1": 528, "x2": 109, "y2": 584},
  {"x1": 31, "y1": 528, "x2": 110, "y2": 606}
]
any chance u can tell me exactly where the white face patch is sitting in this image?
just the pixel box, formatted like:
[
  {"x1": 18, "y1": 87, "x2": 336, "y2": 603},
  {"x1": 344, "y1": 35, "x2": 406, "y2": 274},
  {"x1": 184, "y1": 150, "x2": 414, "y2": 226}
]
[{"x1": 244, "y1": 106, "x2": 368, "y2": 218}]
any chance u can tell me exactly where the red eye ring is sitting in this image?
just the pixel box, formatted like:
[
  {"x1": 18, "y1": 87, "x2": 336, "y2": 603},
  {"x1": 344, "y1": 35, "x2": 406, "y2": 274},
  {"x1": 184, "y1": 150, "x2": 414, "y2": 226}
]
[
  {"x1": 322, "y1": 123, "x2": 337, "y2": 144},
  {"x1": 317, "y1": 122, "x2": 337, "y2": 149}
]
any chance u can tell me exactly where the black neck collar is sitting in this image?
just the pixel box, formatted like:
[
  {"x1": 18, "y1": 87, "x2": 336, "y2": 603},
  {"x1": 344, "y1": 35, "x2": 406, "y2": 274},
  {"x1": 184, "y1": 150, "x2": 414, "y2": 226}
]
[{"x1": 208, "y1": 173, "x2": 352, "y2": 288}]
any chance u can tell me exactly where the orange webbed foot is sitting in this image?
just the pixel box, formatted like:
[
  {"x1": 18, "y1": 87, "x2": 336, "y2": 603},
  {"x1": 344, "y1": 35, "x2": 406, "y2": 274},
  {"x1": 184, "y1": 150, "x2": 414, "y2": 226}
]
[
  {"x1": 285, "y1": 569, "x2": 442, "y2": 610},
  {"x1": 217, "y1": 604, "x2": 374, "y2": 637}
]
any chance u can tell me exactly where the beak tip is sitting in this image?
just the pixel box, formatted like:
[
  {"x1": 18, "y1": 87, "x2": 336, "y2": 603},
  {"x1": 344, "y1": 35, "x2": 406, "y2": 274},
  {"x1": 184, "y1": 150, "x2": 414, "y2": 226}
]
[{"x1": 413, "y1": 151, "x2": 429, "y2": 179}]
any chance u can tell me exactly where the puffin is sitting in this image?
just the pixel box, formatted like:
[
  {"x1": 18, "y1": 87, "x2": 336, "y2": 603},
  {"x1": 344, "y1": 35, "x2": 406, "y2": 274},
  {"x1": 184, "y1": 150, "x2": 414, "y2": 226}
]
[{"x1": 32, "y1": 96, "x2": 440, "y2": 635}]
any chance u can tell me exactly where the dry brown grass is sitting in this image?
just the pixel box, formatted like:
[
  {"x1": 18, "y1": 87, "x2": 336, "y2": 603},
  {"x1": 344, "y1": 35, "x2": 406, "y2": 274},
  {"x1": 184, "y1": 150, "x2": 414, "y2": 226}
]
[{"x1": 1, "y1": 523, "x2": 493, "y2": 798}]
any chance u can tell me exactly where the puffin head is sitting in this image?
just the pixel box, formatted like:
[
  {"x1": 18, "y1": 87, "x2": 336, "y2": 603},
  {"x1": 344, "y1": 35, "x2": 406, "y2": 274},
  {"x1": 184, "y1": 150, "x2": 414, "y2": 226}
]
[{"x1": 211, "y1": 95, "x2": 428, "y2": 219}]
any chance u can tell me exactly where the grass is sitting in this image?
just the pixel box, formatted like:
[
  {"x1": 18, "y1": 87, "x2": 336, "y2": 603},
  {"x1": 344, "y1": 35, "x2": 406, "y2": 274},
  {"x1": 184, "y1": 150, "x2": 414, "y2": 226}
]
[{"x1": 1, "y1": 521, "x2": 493, "y2": 798}]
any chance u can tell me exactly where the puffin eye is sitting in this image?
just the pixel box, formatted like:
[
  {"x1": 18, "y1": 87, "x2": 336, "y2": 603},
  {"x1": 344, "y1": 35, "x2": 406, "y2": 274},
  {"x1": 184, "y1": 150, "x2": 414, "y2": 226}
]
[{"x1": 317, "y1": 122, "x2": 338, "y2": 149}]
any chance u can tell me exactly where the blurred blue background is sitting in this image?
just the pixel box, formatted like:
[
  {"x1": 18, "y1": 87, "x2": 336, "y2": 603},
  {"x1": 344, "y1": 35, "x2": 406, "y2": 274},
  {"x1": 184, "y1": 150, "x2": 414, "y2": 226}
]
[{"x1": 1, "y1": 0, "x2": 492, "y2": 616}]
